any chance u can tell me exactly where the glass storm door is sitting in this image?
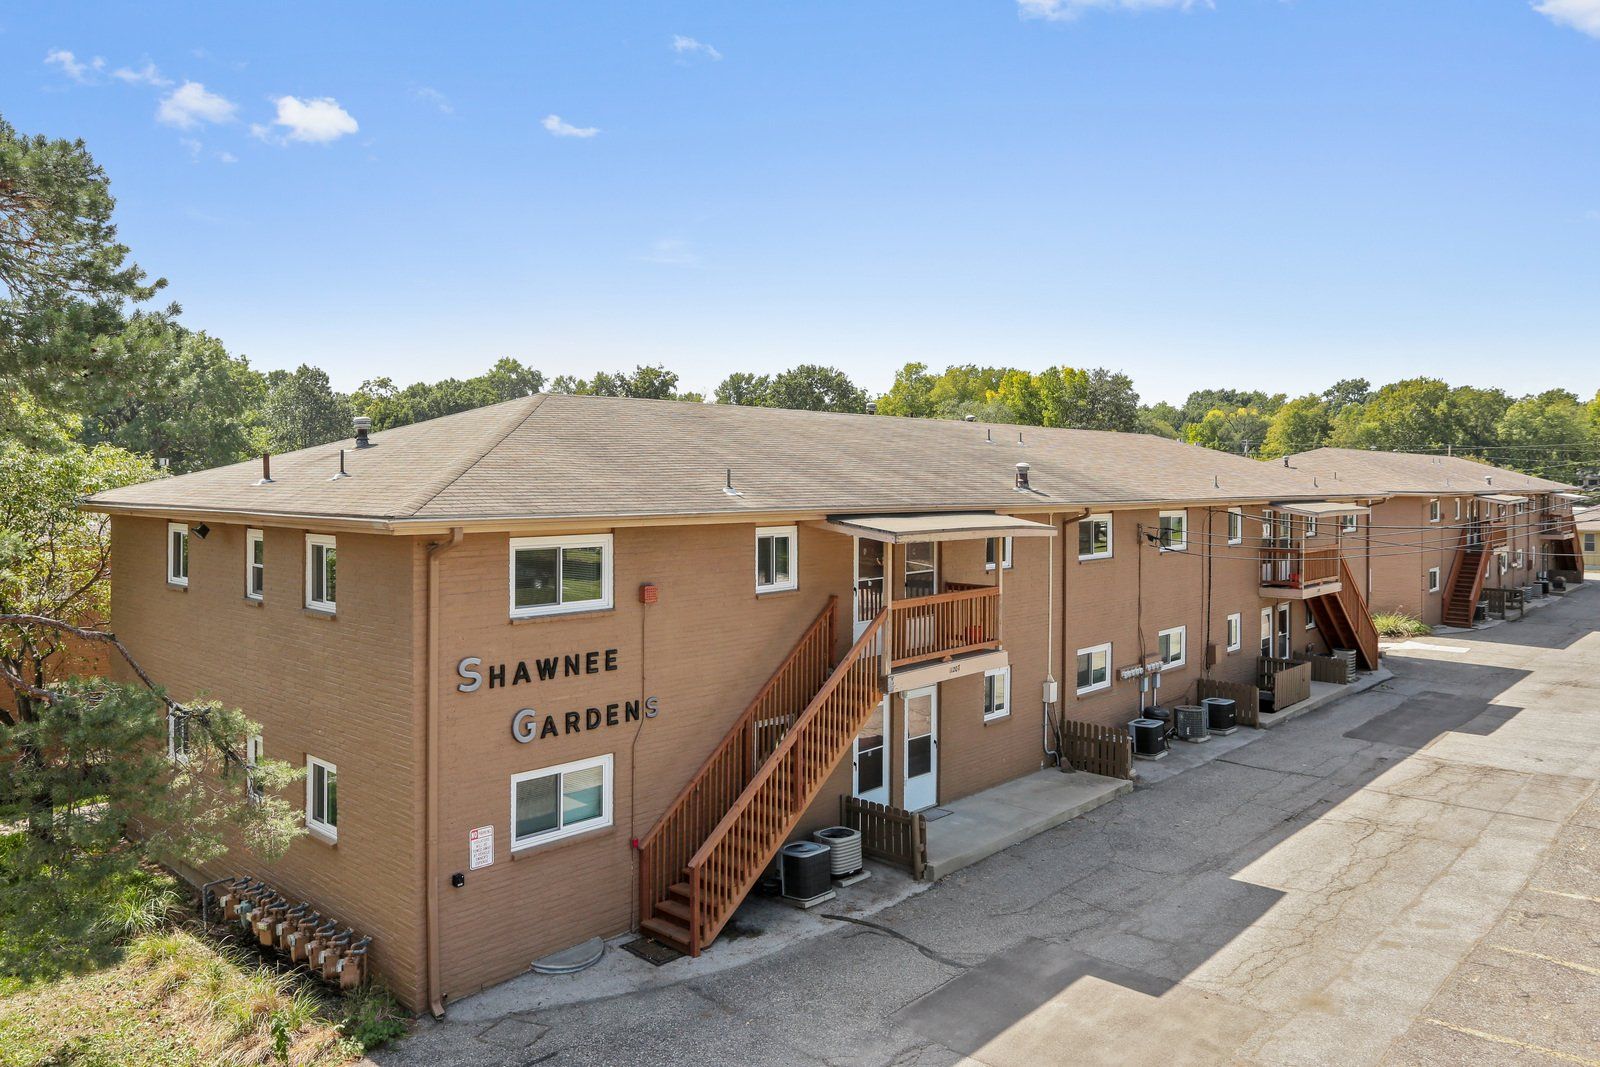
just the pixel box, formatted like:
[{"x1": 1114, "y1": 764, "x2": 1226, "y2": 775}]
[
  {"x1": 854, "y1": 538, "x2": 885, "y2": 638},
  {"x1": 903, "y1": 542, "x2": 937, "y2": 600},
  {"x1": 1276, "y1": 603, "x2": 1291, "y2": 657},
  {"x1": 853, "y1": 698, "x2": 889, "y2": 805},
  {"x1": 902, "y1": 686, "x2": 938, "y2": 812},
  {"x1": 1260, "y1": 607, "x2": 1273, "y2": 658}
]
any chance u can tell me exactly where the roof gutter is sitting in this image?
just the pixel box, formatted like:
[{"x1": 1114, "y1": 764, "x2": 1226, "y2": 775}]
[{"x1": 424, "y1": 526, "x2": 465, "y2": 1018}]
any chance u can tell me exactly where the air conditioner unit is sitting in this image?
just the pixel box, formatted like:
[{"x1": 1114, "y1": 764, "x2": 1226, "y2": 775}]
[{"x1": 1174, "y1": 704, "x2": 1209, "y2": 743}]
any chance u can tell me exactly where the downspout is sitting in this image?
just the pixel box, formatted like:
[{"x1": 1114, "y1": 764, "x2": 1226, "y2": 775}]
[
  {"x1": 425, "y1": 526, "x2": 465, "y2": 1019},
  {"x1": 1054, "y1": 510, "x2": 1090, "y2": 769},
  {"x1": 1043, "y1": 514, "x2": 1058, "y2": 767}
]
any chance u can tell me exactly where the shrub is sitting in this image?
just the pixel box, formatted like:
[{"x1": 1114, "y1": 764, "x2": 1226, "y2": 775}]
[{"x1": 1372, "y1": 612, "x2": 1431, "y2": 637}]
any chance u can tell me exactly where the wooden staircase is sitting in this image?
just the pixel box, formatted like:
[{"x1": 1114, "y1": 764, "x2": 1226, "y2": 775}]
[
  {"x1": 637, "y1": 599, "x2": 887, "y2": 956},
  {"x1": 1442, "y1": 526, "x2": 1492, "y2": 628},
  {"x1": 1307, "y1": 557, "x2": 1381, "y2": 670}
]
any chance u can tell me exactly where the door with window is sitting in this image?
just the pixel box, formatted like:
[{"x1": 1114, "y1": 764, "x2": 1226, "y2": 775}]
[
  {"x1": 1275, "y1": 603, "x2": 1292, "y2": 657},
  {"x1": 854, "y1": 538, "x2": 886, "y2": 639},
  {"x1": 902, "y1": 686, "x2": 938, "y2": 811},
  {"x1": 1259, "y1": 608, "x2": 1272, "y2": 658},
  {"x1": 852, "y1": 698, "x2": 889, "y2": 805}
]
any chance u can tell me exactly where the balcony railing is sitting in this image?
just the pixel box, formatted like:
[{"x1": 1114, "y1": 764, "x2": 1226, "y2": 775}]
[
  {"x1": 888, "y1": 586, "x2": 1000, "y2": 669},
  {"x1": 1260, "y1": 544, "x2": 1340, "y2": 592}
]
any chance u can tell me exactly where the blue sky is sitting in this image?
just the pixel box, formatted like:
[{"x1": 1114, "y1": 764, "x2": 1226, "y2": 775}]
[{"x1": 4, "y1": 1, "x2": 1599, "y2": 404}]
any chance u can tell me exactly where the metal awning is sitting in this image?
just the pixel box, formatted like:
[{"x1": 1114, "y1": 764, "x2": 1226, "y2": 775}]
[
  {"x1": 1478, "y1": 494, "x2": 1528, "y2": 505},
  {"x1": 1270, "y1": 500, "x2": 1370, "y2": 518},
  {"x1": 822, "y1": 512, "x2": 1057, "y2": 544}
]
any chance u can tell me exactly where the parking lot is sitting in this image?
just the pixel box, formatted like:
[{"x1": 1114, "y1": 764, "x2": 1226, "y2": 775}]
[{"x1": 378, "y1": 587, "x2": 1600, "y2": 1067}]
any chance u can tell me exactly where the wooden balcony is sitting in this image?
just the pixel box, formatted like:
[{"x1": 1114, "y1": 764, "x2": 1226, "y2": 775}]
[
  {"x1": 1260, "y1": 544, "x2": 1342, "y2": 599},
  {"x1": 888, "y1": 586, "x2": 1000, "y2": 669}
]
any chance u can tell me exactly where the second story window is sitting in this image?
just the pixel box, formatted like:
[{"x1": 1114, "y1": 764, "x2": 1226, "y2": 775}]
[
  {"x1": 510, "y1": 534, "x2": 613, "y2": 618},
  {"x1": 1158, "y1": 511, "x2": 1187, "y2": 551},
  {"x1": 305, "y1": 534, "x2": 337, "y2": 613},
  {"x1": 1227, "y1": 509, "x2": 1243, "y2": 545},
  {"x1": 1078, "y1": 515, "x2": 1112, "y2": 560},
  {"x1": 755, "y1": 526, "x2": 798, "y2": 593},
  {"x1": 246, "y1": 529, "x2": 265, "y2": 600},
  {"x1": 167, "y1": 522, "x2": 189, "y2": 587},
  {"x1": 986, "y1": 536, "x2": 1013, "y2": 571},
  {"x1": 306, "y1": 756, "x2": 338, "y2": 842},
  {"x1": 1342, "y1": 513, "x2": 1358, "y2": 533},
  {"x1": 1429, "y1": 499, "x2": 1441, "y2": 523}
]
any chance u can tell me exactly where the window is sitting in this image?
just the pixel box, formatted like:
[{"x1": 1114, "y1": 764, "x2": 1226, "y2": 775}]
[
  {"x1": 1341, "y1": 513, "x2": 1358, "y2": 533},
  {"x1": 305, "y1": 534, "x2": 337, "y2": 613},
  {"x1": 167, "y1": 709, "x2": 190, "y2": 763},
  {"x1": 755, "y1": 526, "x2": 798, "y2": 592},
  {"x1": 982, "y1": 667, "x2": 1010, "y2": 721},
  {"x1": 1427, "y1": 567, "x2": 1440, "y2": 593},
  {"x1": 1226, "y1": 613, "x2": 1242, "y2": 652},
  {"x1": 1227, "y1": 509, "x2": 1243, "y2": 545},
  {"x1": 1078, "y1": 515, "x2": 1112, "y2": 560},
  {"x1": 1157, "y1": 625, "x2": 1186, "y2": 668},
  {"x1": 306, "y1": 756, "x2": 338, "y2": 841},
  {"x1": 510, "y1": 534, "x2": 613, "y2": 618},
  {"x1": 1515, "y1": 548, "x2": 1524, "y2": 569},
  {"x1": 986, "y1": 536, "x2": 1013, "y2": 571},
  {"x1": 1306, "y1": 608, "x2": 1316, "y2": 631},
  {"x1": 510, "y1": 754, "x2": 613, "y2": 850},
  {"x1": 167, "y1": 523, "x2": 189, "y2": 586},
  {"x1": 1305, "y1": 516, "x2": 1318, "y2": 538},
  {"x1": 1428, "y1": 499, "x2": 1441, "y2": 523},
  {"x1": 245, "y1": 734, "x2": 265, "y2": 805},
  {"x1": 1157, "y1": 511, "x2": 1186, "y2": 551},
  {"x1": 1497, "y1": 550, "x2": 1509, "y2": 575},
  {"x1": 1454, "y1": 499, "x2": 1463, "y2": 521},
  {"x1": 246, "y1": 529, "x2": 265, "y2": 600},
  {"x1": 1586, "y1": 533, "x2": 1596, "y2": 553},
  {"x1": 1075, "y1": 643, "x2": 1111, "y2": 695}
]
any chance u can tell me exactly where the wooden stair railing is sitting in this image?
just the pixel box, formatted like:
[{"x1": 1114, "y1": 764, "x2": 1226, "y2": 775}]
[
  {"x1": 1442, "y1": 526, "x2": 1492, "y2": 628},
  {"x1": 890, "y1": 586, "x2": 1000, "y2": 668},
  {"x1": 645, "y1": 614, "x2": 887, "y2": 956},
  {"x1": 1309, "y1": 557, "x2": 1380, "y2": 670},
  {"x1": 636, "y1": 597, "x2": 838, "y2": 943}
]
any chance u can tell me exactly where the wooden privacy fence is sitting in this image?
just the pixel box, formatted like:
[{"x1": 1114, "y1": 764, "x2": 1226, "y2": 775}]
[
  {"x1": 1058, "y1": 718, "x2": 1133, "y2": 779},
  {"x1": 1258, "y1": 657, "x2": 1312, "y2": 710},
  {"x1": 839, "y1": 795, "x2": 926, "y2": 880},
  {"x1": 1194, "y1": 677, "x2": 1261, "y2": 729},
  {"x1": 1483, "y1": 587, "x2": 1525, "y2": 620},
  {"x1": 1305, "y1": 654, "x2": 1351, "y2": 685}
]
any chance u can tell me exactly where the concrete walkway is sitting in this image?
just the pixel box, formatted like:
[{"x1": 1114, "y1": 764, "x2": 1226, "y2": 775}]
[{"x1": 922, "y1": 768, "x2": 1132, "y2": 880}]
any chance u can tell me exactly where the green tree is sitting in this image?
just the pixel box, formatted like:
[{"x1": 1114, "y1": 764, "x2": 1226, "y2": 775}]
[
  {"x1": 80, "y1": 318, "x2": 265, "y2": 472},
  {"x1": 1325, "y1": 378, "x2": 1453, "y2": 452},
  {"x1": 550, "y1": 364, "x2": 689, "y2": 401},
  {"x1": 713, "y1": 372, "x2": 773, "y2": 406},
  {"x1": 351, "y1": 358, "x2": 544, "y2": 431},
  {"x1": 1260, "y1": 395, "x2": 1330, "y2": 458},
  {"x1": 1036, "y1": 367, "x2": 1140, "y2": 431},
  {"x1": 1442, "y1": 386, "x2": 1512, "y2": 457},
  {"x1": 765, "y1": 364, "x2": 868, "y2": 413},
  {"x1": 1319, "y1": 378, "x2": 1371, "y2": 419},
  {"x1": 261, "y1": 365, "x2": 351, "y2": 451},
  {"x1": 1495, "y1": 389, "x2": 1591, "y2": 480},
  {"x1": 1137, "y1": 401, "x2": 1182, "y2": 439},
  {"x1": 874, "y1": 362, "x2": 937, "y2": 418},
  {"x1": 1184, "y1": 406, "x2": 1272, "y2": 455},
  {"x1": 1179, "y1": 389, "x2": 1283, "y2": 432},
  {"x1": 0, "y1": 115, "x2": 169, "y2": 418}
]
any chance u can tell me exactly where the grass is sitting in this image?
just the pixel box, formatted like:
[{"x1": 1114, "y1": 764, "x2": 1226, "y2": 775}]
[
  {"x1": 0, "y1": 835, "x2": 409, "y2": 1066},
  {"x1": 1372, "y1": 611, "x2": 1433, "y2": 638}
]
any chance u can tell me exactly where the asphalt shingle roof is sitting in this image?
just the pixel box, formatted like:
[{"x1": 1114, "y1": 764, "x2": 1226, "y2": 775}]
[
  {"x1": 1283, "y1": 447, "x2": 1574, "y2": 497},
  {"x1": 87, "y1": 393, "x2": 1362, "y2": 526}
]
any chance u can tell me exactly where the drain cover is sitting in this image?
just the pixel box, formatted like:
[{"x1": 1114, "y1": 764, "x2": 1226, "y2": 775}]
[{"x1": 620, "y1": 936, "x2": 683, "y2": 966}]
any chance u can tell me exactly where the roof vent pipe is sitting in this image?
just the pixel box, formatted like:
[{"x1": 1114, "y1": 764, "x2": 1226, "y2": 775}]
[
  {"x1": 1017, "y1": 432, "x2": 1024, "y2": 445},
  {"x1": 256, "y1": 452, "x2": 273, "y2": 485},
  {"x1": 986, "y1": 428, "x2": 993, "y2": 444},
  {"x1": 353, "y1": 416, "x2": 373, "y2": 448},
  {"x1": 723, "y1": 468, "x2": 742, "y2": 497},
  {"x1": 331, "y1": 448, "x2": 350, "y2": 481},
  {"x1": 1016, "y1": 462, "x2": 1031, "y2": 492}
]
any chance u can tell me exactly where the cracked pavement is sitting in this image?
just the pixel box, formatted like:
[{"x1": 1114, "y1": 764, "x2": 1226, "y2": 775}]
[{"x1": 374, "y1": 587, "x2": 1600, "y2": 1066}]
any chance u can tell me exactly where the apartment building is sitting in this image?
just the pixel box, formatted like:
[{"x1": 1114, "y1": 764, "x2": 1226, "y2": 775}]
[
  {"x1": 87, "y1": 395, "x2": 1378, "y2": 1012},
  {"x1": 1284, "y1": 449, "x2": 1582, "y2": 628}
]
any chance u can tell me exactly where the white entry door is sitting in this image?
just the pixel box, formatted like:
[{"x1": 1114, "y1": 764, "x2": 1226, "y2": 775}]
[
  {"x1": 853, "y1": 698, "x2": 889, "y2": 805},
  {"x1": 902, "y1": 686, "x2": 938, "y2": 812}
]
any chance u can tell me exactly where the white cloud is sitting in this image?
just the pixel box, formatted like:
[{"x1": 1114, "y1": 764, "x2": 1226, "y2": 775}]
[
  {"x1": 112, "y1": 61, "x2": 171, "y2": 87},
  {"x1": 413, "y1": 86, "x2": 453, "y2": 114},
  {"x1": 45, "y1": 49, "x2": 104, "y2": 83},
  {"x1": 1534, "y1": 0, "x2": 1600, "y2": 37},
  {"x1": 265, "y1": 96, "x2": 359, "y2": 143},
  {"x1": 542, "y1": 113, "x2": 599, "y2": 138},
  {"x1": 1018, "y1": 0, "x2": 1209, "y2": 20},
  {"x1": 671, "y1": 35, "x2": 723, "y2": 61},
  {"x1": 217, "y1": 150, "x2": 238, "y2": 164},
  {"x1": 639, "y1": 238, "x2": 701, "y2": 267},
  {"x1": 157, "y1": 81, "x2": 237, "y2": 128}
]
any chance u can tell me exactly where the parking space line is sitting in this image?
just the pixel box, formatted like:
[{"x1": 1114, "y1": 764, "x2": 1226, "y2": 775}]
[
  {"x1": 1490, "y1": 943, "x2": 1600, "y2": 977},
  {"x1": 1423, "y1": 1019, "x2": 1600, "y2": 1066}
]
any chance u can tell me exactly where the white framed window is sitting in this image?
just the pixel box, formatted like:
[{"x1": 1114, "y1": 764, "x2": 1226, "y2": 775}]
[
  {"x1": 1227, "y1": 508, "x2": 1243, "y2": 545},
  {"x1": 1306, "y1": 608, "x2": 1316, "y2": 631},
  {"x1": 985, "y1": 536, "x2": 1013, "y2": 571},
  {"x1": 1158, "y1": 511, "x2": 1187, "y2": 551},
  {"x1": 1305, "y1": 516, "x2": 1318, "y2": 537},
  {"x1": 1585, "y1": 533, "x2": 1595, "y2": 553},
  {"x1": 1341, "y1": 513, "x2": 1358, "y2": 533},
  {"x1": 510, "y1": 534, "x2": 613, "y2": 618},
  {"x1": 306, "y1": 756, "x2": 338, "y2": 842},
  {"x1": 167, "y1": 709, "x2": 191, "y2": 763},
  {"x1": 1426, "y1": 567, "x2": 1440, "y2": 593},
  {"x1": 1428, "y1": 499, "x2": 1441, "y2": 523},
  {"x1": 1075, "y1": 643, "x2": 1111, "y2": 695},
  {"x1": 1078, "y1": 515, "x2": 1113, "y2": 561},
  {"x1": 1226, "y1": 613, "x2": 1242, "y2": 652},
  {"x1": 982, "y1": 667, "x2": 1011, "y2": 721},
  {"x1": 245, "y1": 528, "x2": 265, "y2": 600},
  {"x1": 245, "y1": 734, "x2": 265, "y2": 805},
  {"x1": 1157, "y1": 625, "x2": 1186, "y2": 668},
  {"x1": 1454, "y1": 499, "x2": 1463, "y2": 521},
  {"x1": 305, "y1": 534, "x2": 337, "y2": 613},
  {"x1": 1514, "y1": 548, "x2": 1524, "y2": 569},
  {"x1": 167, "y1": 522, "x2": 189, "y2": 587},
  {"x1": 1498, "y1": 550, "x2": 1509, "y2": 575},
  {"x1": 756, "y1": 526, "x2": 799, "y2": 592},
  {"x1": 510, "y1": 754, "x2": 613, "y2": 851}
]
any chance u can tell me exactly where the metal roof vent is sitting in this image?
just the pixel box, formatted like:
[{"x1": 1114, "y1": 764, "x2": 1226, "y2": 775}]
[
  {"x1": 255, "y1": 453, "x2": 274, "y2": 486},
  {"x1": 723, "y1": 468, "x2": 743, "y2": 497},
  {"x1": 986, "y1": 428, "x2": 993, "y2": 444},
  {"x1": 353, "y1": 416, "x2": 373, "y2": 448},
  {"x1": 330, "y1": 448, "x2": 351, "y2": 481},
  {"x1": 964, "y1": 414, "x2": 977, "y2": 422},
  {"x1": 1015, "y1": 462, "x2": 1031, "y2": 492}
]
